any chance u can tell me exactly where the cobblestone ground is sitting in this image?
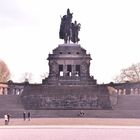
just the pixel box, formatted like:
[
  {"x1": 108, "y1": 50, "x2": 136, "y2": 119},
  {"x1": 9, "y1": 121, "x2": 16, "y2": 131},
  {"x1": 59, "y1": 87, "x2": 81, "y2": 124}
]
[{"x1": 1, "y1": 118, "x2": 140, "y2": 126}]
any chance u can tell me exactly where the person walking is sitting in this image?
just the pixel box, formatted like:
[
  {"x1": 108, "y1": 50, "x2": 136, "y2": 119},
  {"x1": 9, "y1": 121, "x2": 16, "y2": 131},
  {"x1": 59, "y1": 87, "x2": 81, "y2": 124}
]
[
  {"x1": 27, "y1": 112, "x2": 31, "y2": 121},
  {"x1": 23, "y1": 112, "x2": 26, "y2": 121},
  {"x1": 4, "y1": 114, "x2": 8, "y2": 125},
  {"x1": 7, "y1": 113, "x2": 11, "y2": 122}
]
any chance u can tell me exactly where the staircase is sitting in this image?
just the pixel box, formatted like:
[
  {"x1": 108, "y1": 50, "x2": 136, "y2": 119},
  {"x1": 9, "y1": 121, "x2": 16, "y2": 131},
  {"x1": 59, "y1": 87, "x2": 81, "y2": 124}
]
[
  {"x1": 23, "y1": 95, "x2": 140, "y2": 118},
  {"x1": 1, "y1": 94, "x2": 140, "y2": 118},
  {"x1": 114, "y1": 94, "x2": 140, "y2": 110},
  {"x1": 0, "y1": 95, "x2": 25, "y2": 118},
  {"x1": 0, "y1": 95, "x2": 24, "y2": 111}
]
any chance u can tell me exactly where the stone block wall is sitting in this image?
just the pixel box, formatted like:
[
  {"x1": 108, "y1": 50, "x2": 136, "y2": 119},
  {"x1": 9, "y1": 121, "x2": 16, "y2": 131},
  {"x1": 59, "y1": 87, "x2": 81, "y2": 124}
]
[{"x1": 21, "y1": 85, "x2": 111, "y2": 110}]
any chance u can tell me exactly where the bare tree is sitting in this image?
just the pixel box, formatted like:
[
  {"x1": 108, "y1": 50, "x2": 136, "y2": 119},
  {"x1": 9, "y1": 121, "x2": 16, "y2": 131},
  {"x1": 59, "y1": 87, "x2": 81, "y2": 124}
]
[
  {"x1": 0, "y1": 59, "x2": 10, "y2": 82},
  {"x1": 40, "y1": 72, "x2": 49, "y2": 79},
  {"x1": 21, "y1": 72, "x2": 33, "y2": 82},
  {"x1": 114, "y1": 63, "x2": 140, "y2": 83}
]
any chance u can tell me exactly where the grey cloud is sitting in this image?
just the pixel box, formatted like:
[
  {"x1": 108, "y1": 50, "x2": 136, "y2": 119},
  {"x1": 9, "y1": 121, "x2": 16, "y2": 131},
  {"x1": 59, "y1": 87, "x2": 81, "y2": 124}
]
[
  {"x1": 0, "y1": 0, "x2": 22, "y2": 18},
  {"x1": 0, "y1": 0, "x2": 39, "y2": 27}
]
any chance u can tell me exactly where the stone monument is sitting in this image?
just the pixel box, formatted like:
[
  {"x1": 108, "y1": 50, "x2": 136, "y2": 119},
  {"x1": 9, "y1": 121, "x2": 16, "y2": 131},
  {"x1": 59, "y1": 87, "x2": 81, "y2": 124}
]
[
  {"x1": 22, "y1": 9, "x2": 111, "y2": 110},
  {"x1": 43, "y1": 9, "x2": 96, "y2": 85}
]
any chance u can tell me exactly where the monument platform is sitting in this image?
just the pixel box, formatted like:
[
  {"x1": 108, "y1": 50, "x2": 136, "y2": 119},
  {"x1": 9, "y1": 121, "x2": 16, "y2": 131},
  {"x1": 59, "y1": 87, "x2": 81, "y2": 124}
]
[
  {"x1": 21, "y1": 84, "x2": 111, "y2": 110},
  {"x1": 43, "y1": 44, "x2": 96, "y2": 85}
]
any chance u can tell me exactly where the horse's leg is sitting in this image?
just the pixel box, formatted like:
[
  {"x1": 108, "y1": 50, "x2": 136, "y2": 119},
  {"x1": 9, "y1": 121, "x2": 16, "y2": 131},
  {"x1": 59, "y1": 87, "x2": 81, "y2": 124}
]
[
  {"x1": 64, "y1": 34, "x2": 67, "y2": 43},
  {"x1": 66, "y1": 33, "x2": 70, "y2": 43},
  {"x1": 68, "y1": 36, "x2": 70, "y2": 43}
]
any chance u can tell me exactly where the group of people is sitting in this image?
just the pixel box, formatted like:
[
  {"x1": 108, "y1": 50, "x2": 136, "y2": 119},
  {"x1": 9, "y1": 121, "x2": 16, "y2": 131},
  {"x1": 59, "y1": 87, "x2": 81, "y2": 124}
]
[
  {"x1": 4, "y1": 113, "x2": 11, "y2": 125},
  {"x1": 4, "y1": 111, "x2": 31, "y2": 125},
  {"x1": 78, "y1": 110, "x2": 85, "y2": 117},
  {"x1": 23, "y1": 111, "x2": 31, "y2": 121}
]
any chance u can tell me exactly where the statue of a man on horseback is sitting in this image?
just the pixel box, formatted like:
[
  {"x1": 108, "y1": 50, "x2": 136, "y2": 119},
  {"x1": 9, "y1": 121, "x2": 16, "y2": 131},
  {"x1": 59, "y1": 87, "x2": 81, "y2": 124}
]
[{"x1": 59, "y1": 9, "x2": 81, "y2": 44}]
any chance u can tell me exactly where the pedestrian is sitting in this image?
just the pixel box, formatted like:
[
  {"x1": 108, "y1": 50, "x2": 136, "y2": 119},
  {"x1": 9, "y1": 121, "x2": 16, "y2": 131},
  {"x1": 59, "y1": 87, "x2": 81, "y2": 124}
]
[
  {"x1": 27, "y1": 112, "x2": 31, "y2": 121},
  {"x1": 4, "y1": 114, "x2": 8, "y2": 125},
  {"x1": 23, "y1": 112, "x2": 26, "y2": 121},
  {"x1": 7, "y1": 113, "x2": 11, "y2": 122},
  {"x1": 79, "y1": 110, "x2": 85, "y2": 117}
]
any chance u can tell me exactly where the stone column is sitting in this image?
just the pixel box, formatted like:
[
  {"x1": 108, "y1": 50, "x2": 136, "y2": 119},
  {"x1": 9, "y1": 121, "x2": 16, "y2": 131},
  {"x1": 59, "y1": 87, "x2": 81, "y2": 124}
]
[
  {"x1": 13, "y1": 88, "x2": 16, "y2": 95},
  {"x1": 20, "y1": 89, "x2": 23, "y2": 95},
  {"x1": 63, "y1": 65, "x2": 67, "y2": 77},
  {"x1": 0, "y1": 87, "x2": 2, "y2": 95},
  {"x1": 5, "y1": 88, "x2": 8, "y2": 95},
  {"x1": 3, "y1": 87, "x2": 7, "y2": 95},
  {"x1": 49, "y1": 60, "x2": 58, "y2": 77},
  {"x1": 16, "y1": 89, "x2": 20, "y2": 95},
  {"x1": 80, "y1": 64, "x2": 86, "y2": 77},
  {"x1": 72, "y1": 65, "x2": 75, "y2": 76},
  {"x1": 125, "y1": 88, "x2": 131, "y2": 94},
  {"x1": 138, "y1": 88, "x2": 140, "y2": 94},
  {"x1": 2, "y1": 87, "x2": 4, "y2": 95},
  {"x1": 7, "y1": 88, "x2": 10, "y2": 95},
  {"x1": 80, "y1": 61, "x2": 90, "y2": 77}
]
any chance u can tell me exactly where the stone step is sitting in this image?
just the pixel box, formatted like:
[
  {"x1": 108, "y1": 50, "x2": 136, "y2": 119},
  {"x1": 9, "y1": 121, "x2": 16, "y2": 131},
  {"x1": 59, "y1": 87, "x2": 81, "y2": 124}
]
[
  {"x1": 114, "y1": 95, "x2": 140, "y2": 110},
  {"x1": 0, "y1": 95, "x2": 24, "y2": 110},
  {"x1": 1, "y1": 109, "x2": 140, "y2": 118}
]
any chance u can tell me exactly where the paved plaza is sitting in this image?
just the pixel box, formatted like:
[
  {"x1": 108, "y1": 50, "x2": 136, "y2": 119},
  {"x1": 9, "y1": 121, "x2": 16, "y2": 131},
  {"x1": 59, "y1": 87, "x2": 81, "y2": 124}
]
[
  {"x1": 0, "y1": 125, "x2": 140, "y2": 140},
  {"x1": 0, "y1": 118, "x2": 140, "y2": 139},
  {"x1": 1, "y1": 118, "x2": 140, "y2": 126}
]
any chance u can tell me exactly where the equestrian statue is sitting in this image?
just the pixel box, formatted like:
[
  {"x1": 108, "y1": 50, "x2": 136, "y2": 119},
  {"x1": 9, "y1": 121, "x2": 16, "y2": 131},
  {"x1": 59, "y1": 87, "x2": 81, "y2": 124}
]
[{"x1": 59, "y1": 9, "x2": 81, "y2": 44}]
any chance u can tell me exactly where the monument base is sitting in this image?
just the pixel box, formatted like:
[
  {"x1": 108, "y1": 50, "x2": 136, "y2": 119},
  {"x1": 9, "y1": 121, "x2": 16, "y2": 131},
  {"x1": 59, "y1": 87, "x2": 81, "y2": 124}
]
[
  {"x1": 21, "y1": 85, "x2": 111, "y2": 110},
  {"x1": 44, "y1": 43, "x2": 97, "y2": 85}
]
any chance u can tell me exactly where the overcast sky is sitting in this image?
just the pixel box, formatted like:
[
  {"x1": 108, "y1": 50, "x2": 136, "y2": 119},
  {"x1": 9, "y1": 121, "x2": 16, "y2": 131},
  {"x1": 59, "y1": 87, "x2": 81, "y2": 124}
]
[{"x1": 0, "y1": 0, "x2": 140, "y2": 84}]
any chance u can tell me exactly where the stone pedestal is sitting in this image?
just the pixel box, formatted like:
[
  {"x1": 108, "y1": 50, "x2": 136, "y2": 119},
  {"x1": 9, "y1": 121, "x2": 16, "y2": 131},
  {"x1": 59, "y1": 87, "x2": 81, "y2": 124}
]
[
  {"x1": 22, "y1": 44, "x2": 111, "y2": 110},
  {"x1": 43, "y1": 44, "x2": 97, "y2": 85}
]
